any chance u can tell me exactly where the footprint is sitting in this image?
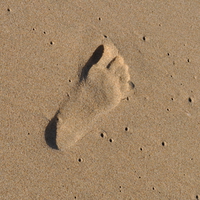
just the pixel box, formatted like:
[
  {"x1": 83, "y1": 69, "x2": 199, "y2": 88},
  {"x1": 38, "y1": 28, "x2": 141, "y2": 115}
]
[{"x1": 46, "y1": 41, "x2": 133, "y2": 151}]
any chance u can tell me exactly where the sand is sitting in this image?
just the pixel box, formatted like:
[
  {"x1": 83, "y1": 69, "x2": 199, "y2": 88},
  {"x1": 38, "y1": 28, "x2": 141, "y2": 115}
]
[{"x1": 1, "y1": 0, "x2": 200, "y2": 199}]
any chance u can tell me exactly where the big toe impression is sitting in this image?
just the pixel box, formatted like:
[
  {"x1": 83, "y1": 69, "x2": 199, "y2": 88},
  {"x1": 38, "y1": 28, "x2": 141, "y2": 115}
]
[{"x1": 96, "y1": 42, "x2": 119, "y2": 68}]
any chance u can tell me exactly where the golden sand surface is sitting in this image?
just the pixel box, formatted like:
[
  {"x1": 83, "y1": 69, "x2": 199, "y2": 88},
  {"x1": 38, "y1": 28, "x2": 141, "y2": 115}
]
[{"x1": 1, "y1": 0, "x2": 200, "y2": 199}]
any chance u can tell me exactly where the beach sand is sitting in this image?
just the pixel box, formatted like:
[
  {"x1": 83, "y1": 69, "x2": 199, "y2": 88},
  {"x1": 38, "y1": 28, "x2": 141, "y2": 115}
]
[{"x1": 1, "y1": 0, "x2": 200, "y2": 199}]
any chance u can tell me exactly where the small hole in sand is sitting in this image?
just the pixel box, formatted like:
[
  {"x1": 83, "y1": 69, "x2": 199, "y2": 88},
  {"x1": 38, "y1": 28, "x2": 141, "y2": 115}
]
[
  {"x1": 140, "y1": 148, "x2": 143, "y2": 151},
  {"x1": 139, "y1": 176, "x2": 141, "y2": 179},
  {"x1": 28, "y1": 133, "x2": 30, "y2": 135},
  {"x1": 104, "y1": 35, "x2": 108, "y2": 38},
  {"x1": 50, "y1": 41, "x2": 54, "y2": 45},
  {"x1": 126, "y1": 97, "x2": 130, "y2": 101},
  {"x1": 109, "y1": 138, "x2": 114, "y2": 143},
  {"x1": 196, "y1": 195, "x2": 199, "y2": 200},
  {"x1": 152, "y1": 187, "x2": 155, "y2": 190},
  {"x1": 188, "y1": 97, "x2": 192, "y2": 103},
  {"x1": 187, "y1": 59, "x2": 190, "y2": 62},
  {"x1": 78, "y1": 158, "x2": 83, "y2": 162},
  {"x1": 162, "y1": 142, "x2": 166, "y2": 146},
  {"x1": 100, "y1": 131, "x2": 107, "y2": 138},
  {"x1": 69, "y1": 79, "x2": 72, "y2": 83},
  {"x1": 43, "y1": 31, "x2": 46, "y2": 34},
  {"x1": 166, "y1": 108, "x2": 170, "y2": 111},
  {"x1": 7, "y1": 8, "x2": 11, "y2": 12},
  {"x1": 171, "y1": 98, "x2": 174, "y2": 101},
  {"x1": 128, "y1": 81, "x2": 135, "y2": 89},
  {"x1": 32, "y1": 28, "x2": 36, "y2": 31},
  {"x1": 167, "y1": 53, "x2": 170, "y2": 56},
  {"x1": 142, "y1": 36, "x2": 146, "y2": 41},
  {"x1": 99, "y1": 17, "x2": 102, "y2": 21},
  {"x1": 125, "y1": 127, "x2": 129, "y2": 131},
  {"x1": 74, "y1": 196, "x2": 77, "y2": 199}
]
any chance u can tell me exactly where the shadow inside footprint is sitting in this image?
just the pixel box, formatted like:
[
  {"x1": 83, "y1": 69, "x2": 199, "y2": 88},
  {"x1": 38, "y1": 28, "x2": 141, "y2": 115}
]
[
  {"x1": 45, "y1": 46, "x2": 104, "y2": 150},
  {"x1": 45, "y1": 112, "x2": 59, "y2": 150},
  {"x1": 80, "y1": 45, "x2": 104, "y2": 81}
]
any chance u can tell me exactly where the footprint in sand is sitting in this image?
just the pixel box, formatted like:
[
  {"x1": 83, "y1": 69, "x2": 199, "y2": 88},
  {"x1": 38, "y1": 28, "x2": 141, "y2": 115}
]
[{"x1": 45, "y1": 41, "x2": 133, "y2": 151}]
